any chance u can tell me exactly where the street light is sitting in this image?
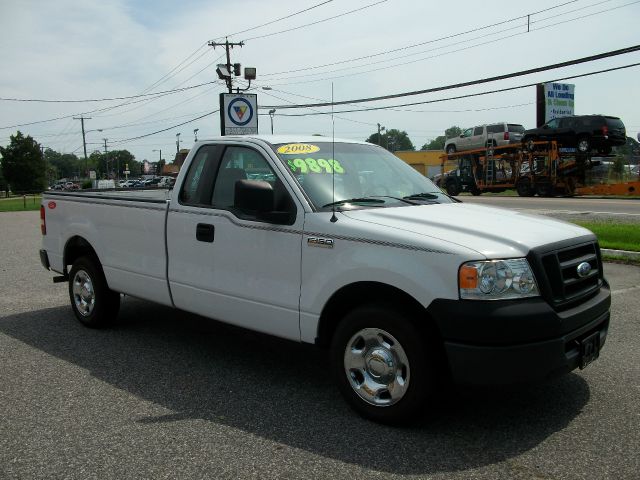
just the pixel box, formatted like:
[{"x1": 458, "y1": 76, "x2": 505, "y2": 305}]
[{"x1": 268, "y1": 109, "x2": 276, "y2": 135}]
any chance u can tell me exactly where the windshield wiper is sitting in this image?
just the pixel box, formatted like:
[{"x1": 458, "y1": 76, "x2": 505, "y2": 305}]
[
  {"x1": 403, "y1": 192, "x2": 440, "y2": 201},
  {"x1": 322, "y1": 197, "x2": 386, "y2": 208}
]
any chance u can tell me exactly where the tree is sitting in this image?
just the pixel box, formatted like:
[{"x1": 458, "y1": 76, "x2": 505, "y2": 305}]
[
  {"x1": 365, "y1": 128, "x2": 414, "y2": 151},
  {"x1": 44, "y1": 149, "x2": 81, "y2": 179},
  {"x1": 0, "y1": 131, "x2": 46, "y2": 192},
  {"x1": 420, "y1": 126, "x2": 463, "y2": 151}
]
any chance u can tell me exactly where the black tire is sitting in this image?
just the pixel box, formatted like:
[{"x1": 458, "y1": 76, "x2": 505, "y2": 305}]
[
  {"x1": 576, "y1": 136, "x2": 591, "y2": 154},
  {"x1": 516, "y1": 178, "x2": 534, "y2": 197},
  {"x1": 470, "y1": 187, "x2": 482, "y2": 196},
  {"x1": 536, "y1": 182, "x2": 553, "y2": 197},
  {"x1": 523, "y1": 136, "x2": 537, "y2": 152},
  {"x1": 330, "y1": 304, "x2": 438, "y2": 425},
  {"x1": 68, "y1": 255, "x2": 120, "y2": 328},
  {"x1": 446, "y1": 181, "x2": 459, "y2": 196},
  {"x1": 445, "y1": 145, "x2": 456, "y2": 155}
]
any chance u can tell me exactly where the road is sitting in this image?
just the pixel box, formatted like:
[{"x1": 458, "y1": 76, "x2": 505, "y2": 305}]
[
  {"x1": 460, "y1": 195, "x2": 640, "y2": 220},
  {"x1": 1, "y1": 211, "x2": 639, "y2": 479}
]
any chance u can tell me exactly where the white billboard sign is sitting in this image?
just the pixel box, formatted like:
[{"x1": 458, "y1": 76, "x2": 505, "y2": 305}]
[
  {"x1": 220, "y1": 93, "x2": 258, "y2": 135},
  {"x1": 544, "y1": 82, "x2": 575, "y2": 122}
]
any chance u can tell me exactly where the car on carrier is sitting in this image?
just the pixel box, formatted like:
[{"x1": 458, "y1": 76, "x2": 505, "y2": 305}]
[
  {"x1": 522, "y1": 115, "x2": 626, "y2": 155},
  {"x1": 444, "y1": 122, "x2": 525, "y2": 154}
]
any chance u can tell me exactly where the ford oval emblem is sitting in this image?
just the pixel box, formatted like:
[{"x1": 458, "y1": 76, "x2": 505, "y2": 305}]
[{"x1": 576, "y1": 262, "x2": 591, "y2": 278}]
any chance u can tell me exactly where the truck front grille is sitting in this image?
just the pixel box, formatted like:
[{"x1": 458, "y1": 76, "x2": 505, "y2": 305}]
[{"x1": 531, "y1": 240, "x2": 602, "y2": 310}]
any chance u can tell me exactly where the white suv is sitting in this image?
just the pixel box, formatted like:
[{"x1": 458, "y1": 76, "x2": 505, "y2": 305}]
[{"x1": 444, "y1": 122, "x2": 525, "y2": 154}]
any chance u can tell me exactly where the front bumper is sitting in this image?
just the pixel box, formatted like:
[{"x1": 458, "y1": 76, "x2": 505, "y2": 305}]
[{"x1": 426, "y1": 286, "x2": 610, "y2": 385}]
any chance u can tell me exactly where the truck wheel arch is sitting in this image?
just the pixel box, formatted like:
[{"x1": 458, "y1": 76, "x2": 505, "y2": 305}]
[
  {"x1": 63, "y1": 236, "x2": 101, "y2": 274},
  {"x1": 315, "y1": 281, "x2": 441, "y2": 349}
]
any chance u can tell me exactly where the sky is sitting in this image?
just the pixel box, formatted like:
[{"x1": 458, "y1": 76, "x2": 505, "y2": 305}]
[{"x1": 1, "y1": 0, "x2": 639, "y2": 164}]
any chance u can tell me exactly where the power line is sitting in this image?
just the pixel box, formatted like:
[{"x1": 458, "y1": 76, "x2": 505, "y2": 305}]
[
  {"x1": 260, "y1": 44, "x2": 640, "y2": 109},
  {"x1": 243, "y1": 0, "x2": 389, "y2": 41},
  {"x1": 259, "y1": 0, "x2": 581, "y2": 77},
  {"x1": 0, "y1": 81, "x2": 217, "y2": 103},
  {"x1": 111, "y1": 110, "x2": 220, "y2": 145},
  {"x1": 211, "y1": 0, "x2": 334, "y2": 41},
  {"x1": 262, "y1": 1, "x2": 637, "y2": 86},
  {"x1": 270, "y1": 62, "x2": 640, "y2": 116}
]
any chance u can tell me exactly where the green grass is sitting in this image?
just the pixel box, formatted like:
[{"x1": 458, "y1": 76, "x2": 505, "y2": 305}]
[
  {"x1": 0, "y1": 196, "x2": 42, "y2": 212},
  {"x1": 572, "y1": 221, "x2": 640, "y2": 252},
  {"x1": 602, "y1": 254, "x2": 640, "y2": 266}
]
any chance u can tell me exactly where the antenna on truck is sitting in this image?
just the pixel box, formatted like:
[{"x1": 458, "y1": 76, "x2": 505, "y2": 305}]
[{"x1": 330, "y1": 82, "x2": 338, "y2": 223}]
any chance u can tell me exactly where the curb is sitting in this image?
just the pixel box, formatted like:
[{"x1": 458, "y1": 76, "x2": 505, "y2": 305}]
[{"x1": 602, "y1": 248, "x2": 640, "y2": 260}]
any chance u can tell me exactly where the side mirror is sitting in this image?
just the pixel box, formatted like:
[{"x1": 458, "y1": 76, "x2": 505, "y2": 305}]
[{"x1": 234, "y1": 180, "x2": 294, "y2": 224}]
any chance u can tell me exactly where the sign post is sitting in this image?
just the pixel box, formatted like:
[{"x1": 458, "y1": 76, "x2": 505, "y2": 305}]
[{"x1": 219, "y1": 93, "x2": 258, "y2": 136}]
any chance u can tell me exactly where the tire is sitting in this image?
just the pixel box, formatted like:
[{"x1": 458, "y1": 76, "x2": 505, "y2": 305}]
[
  {"x1": 577, "y1": 136, "x2": 591, "y2": 154},
  {"x1": 523, "y1": 136, "x2": 537, "y2": 152},
  {"x1": 68, "y1": 255, "x2": 120, "y2": 328},
  {"x1": 471, "y1": 187, "x2": 482, "y2": 196},
  {"x1": 330, "y1": 304, "x2": 437, "y2": 424},
  {"x1": 446, "y1": 181, "x2": 459, "y2": 196},
  {"x1": 445, "y1": 145, "x2": 456, "y2": 155},
  {"x1": 536, "y1": 182, "x2": 553, "y2": 197},
  {"x1": 516, "y1": 178, "x2": 534, "y2": 197}
]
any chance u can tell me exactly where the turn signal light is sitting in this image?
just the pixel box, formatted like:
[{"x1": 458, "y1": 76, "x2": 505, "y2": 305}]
[
  {"x1": 459, "y1": 265, "x2": 478, "y2": 289},
  {"x1": 504, "y1": 132, "x2": 510, "y2": 140}
]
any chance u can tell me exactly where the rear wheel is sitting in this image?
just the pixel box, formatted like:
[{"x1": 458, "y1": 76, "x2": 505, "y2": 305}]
[
  {"x1": 536, "y1": 182, "x2": 553, "y2": 197},
  {"x1": 68, "y1": 256, "x2": 120, "y2": 328},
  {"x1": 516, "y1": 178, "x2": 534, "y2": 197},
  {"x1": 523, "y1": 136, "x2": 537, "y2": 152},
  {"x1": 330, "y1": 304, "x2": 437, "y2": 424},
  {"x1": 445, "y1": 145, "x2": 456, "y2": 155},
  {"x1": 577, "y1": 136, "x2": 591, "y2": 154},
  {"x1": 470, "y1": 187, "x2": 482, "y2": 196}
]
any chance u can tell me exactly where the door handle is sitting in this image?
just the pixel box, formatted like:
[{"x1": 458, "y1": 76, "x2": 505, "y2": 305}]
[{"x1": 196, "y1": 223, "x2": 215, "y2": 242}]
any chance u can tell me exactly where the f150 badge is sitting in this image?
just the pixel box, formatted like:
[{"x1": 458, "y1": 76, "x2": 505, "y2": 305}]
[{"x1": 307, "y1": 237, "x2": 334, "y2": 248}]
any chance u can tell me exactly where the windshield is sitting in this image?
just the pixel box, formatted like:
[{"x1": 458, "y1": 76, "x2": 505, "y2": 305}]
[{"x1": 271, "y1": 141, "x2": 452, "y2": 210}]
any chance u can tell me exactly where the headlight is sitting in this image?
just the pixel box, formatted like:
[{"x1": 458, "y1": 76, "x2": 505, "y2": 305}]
[{"x1": 459, "y1": 258, "x2": 539, "y2": 300}]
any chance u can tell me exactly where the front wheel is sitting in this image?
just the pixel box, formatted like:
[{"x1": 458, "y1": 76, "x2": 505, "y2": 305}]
[
  {"x1": 445, "y1": 145, "x2": 456, "y2": 155},
  {"x1": 330, "y1": 305, "x2": 437, "y2": 424},
  {"x1": 68, "y1": 256, "x2": 120, "y2": 328},
  {"x1": 446, "y1": 181, "x2": 459, "y2": 196}
]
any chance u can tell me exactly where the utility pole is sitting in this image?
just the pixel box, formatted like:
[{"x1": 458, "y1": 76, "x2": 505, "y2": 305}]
[
  {"x1": 208, "y1": 38, "x2": 244, "y2": 93},
  {"x1": 103, "y1": 139, "x2": 109, "y2": 179},
  {"x1": 73, "y1": 115, "x2": 91, "y2": 177},
  {"x1": 176, "y1": 133, "x2": 181, "y2": 153},
  {"x1": 269, "y1": 109, "x2": 276, "y2": 134},
  {"x1": 377, "y1": 123, "x2": 385, "y2": 146},
  {"x1": 194, "y1": 128, "x2": 199, "y2": 142}
]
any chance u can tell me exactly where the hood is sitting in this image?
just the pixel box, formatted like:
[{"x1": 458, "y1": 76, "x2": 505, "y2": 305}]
[{"x1": 341, "y1": 202, "x2": 593, "y2": 259}]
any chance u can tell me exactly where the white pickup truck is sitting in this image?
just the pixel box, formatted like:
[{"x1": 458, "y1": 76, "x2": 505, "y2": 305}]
[{"x1": 40, "y1": 135, "x2": 610, "y2": 424}]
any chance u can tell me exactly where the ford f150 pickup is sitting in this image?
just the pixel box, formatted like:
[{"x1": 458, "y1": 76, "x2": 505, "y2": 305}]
[{"x1": 40, "y1": 135, "x2": 610, "y2": 424}]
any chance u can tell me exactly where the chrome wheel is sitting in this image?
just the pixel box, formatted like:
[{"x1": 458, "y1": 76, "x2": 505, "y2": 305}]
[
  {"x1": 343, "y1": 328, "x2": 410, "y2": 407},
  {"x1": 577, "y1": 138, "x2": 590, "y2": 153},
  {"x1": 72, "y1": 269, "x2": 95, "y2": 317}
]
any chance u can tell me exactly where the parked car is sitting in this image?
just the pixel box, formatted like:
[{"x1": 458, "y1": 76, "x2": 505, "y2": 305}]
[
  {"x1": 444, "y1": 122, "x2": 525, "y2": 154},
  {"x1": 521, "y1": 115, "x2": 626, "y2": 155}
]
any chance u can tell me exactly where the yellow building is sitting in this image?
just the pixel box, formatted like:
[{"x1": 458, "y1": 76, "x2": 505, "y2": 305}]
[{"x1": 394, "y1": 150, "x2": 443, "y2": 179}]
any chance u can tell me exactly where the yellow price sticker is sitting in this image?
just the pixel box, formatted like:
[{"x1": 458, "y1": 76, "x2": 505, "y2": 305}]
[{"x1": 276, "y1": 143, "x2": 321, "y2": 155}]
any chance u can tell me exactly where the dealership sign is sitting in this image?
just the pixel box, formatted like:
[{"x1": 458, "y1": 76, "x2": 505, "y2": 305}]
[
  {"x1": 543, "y1": 82, "x2": 575, "y2": 122},
  {"x1": 219, "y1": 93, "x2": 258, "y2": 135}
]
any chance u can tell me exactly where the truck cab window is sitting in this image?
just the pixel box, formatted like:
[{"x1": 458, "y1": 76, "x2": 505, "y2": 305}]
[{"x1": 179, "y1": 145, "x2": 222, "y2": 206}]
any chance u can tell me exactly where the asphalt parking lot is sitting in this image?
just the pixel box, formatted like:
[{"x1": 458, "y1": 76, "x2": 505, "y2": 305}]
[{"x1": 1, "y1": 211, "x2": 639, "y2": 479}]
